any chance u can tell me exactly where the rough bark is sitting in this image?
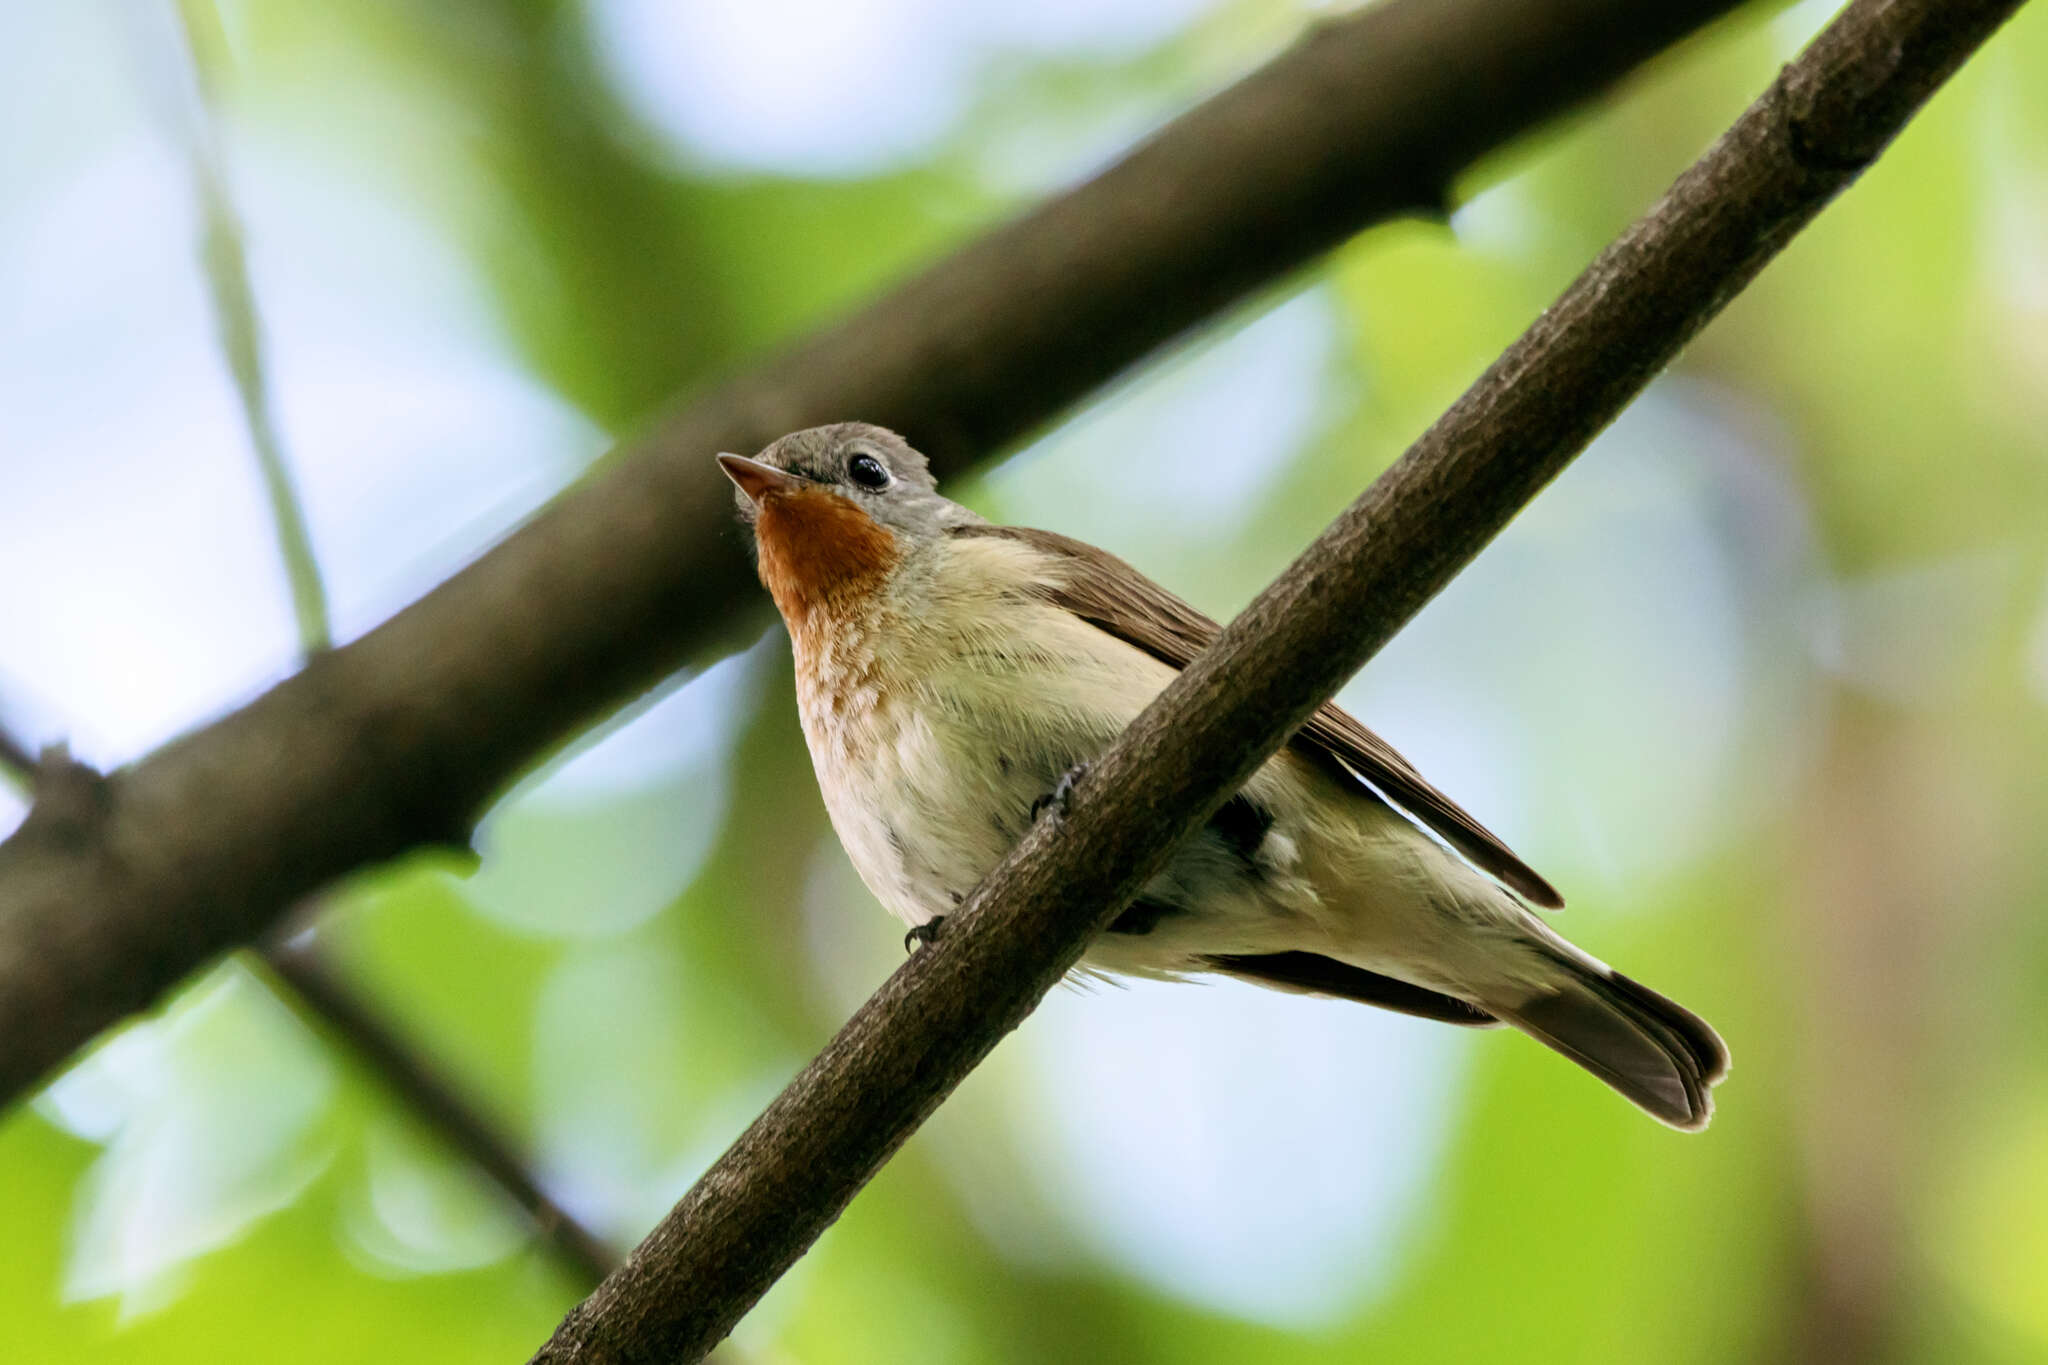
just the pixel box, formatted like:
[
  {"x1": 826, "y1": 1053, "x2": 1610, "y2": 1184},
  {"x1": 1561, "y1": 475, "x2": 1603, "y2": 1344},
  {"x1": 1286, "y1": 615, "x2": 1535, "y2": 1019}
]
[
  {"x1": 0, "y1": 0, "x2": 1751, "y2": 1107},
  {"x1": 527, "y1": 0, "x2": 2027, "y2": 1358}
]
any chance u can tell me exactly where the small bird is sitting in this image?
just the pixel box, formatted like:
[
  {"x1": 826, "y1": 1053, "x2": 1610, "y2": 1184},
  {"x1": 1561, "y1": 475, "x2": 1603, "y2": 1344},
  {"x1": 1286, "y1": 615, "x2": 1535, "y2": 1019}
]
[{"x1": 719, "y1": 422, "x2": 1729, "y2": 1129}]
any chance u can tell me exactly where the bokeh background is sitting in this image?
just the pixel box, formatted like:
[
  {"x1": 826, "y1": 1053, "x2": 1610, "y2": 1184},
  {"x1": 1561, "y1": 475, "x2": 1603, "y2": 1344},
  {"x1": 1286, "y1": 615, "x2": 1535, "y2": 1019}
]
[{"x1": 4, "y1": 0, "x2": 2048, "y2": 1361}]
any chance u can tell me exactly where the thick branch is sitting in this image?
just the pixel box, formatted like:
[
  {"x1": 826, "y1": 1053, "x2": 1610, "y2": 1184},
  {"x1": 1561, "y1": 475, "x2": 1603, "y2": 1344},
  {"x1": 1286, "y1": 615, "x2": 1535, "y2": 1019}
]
[
  {"x1": 528, "y1": 0, "x2": 2024, "y2": 1359},
  {"x1": 0, "y1": 0, "x2": 1749, "y2": 1107}
]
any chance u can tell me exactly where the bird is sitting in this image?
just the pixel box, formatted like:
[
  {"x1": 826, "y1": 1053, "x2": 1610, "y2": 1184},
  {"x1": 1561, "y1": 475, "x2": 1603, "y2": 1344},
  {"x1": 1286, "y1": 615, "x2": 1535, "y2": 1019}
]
[{"x1": 718, "y1": 421, "x2": 1729, "y2": 1130}]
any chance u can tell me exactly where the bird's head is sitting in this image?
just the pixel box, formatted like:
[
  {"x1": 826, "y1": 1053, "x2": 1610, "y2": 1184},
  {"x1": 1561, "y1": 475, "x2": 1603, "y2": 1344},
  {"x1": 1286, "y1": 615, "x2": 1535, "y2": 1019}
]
[{"x1": 718, "y1": 422, "x2": 971, "y2": 631}]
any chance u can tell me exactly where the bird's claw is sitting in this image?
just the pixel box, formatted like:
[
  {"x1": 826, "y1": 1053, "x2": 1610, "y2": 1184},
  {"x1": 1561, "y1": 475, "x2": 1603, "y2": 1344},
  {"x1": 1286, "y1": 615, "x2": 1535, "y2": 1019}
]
[
  {"x1": 1030, "y1": 762, "x2": 1091, "y2": 821},
  {"x1": 904, "y1": 917, "x2": 947, "y2": 954}
]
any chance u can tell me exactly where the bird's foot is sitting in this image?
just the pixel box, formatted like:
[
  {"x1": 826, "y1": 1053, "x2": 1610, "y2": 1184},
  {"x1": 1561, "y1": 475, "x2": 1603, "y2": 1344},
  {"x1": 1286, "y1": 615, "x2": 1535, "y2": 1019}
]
[
  {"x1": 1030, "y1": 762, "x2": 1091, "y2": 821},
  {"x1": 903, "y1": 916, "x2": 947, "y2": 954}
]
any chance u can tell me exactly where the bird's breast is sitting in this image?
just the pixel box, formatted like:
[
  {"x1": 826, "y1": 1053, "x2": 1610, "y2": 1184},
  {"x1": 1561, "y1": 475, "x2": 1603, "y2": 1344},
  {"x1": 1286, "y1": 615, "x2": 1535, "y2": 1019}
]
[{"x1": 791, "y1": 581, "x2": 1136, "y2": 923}]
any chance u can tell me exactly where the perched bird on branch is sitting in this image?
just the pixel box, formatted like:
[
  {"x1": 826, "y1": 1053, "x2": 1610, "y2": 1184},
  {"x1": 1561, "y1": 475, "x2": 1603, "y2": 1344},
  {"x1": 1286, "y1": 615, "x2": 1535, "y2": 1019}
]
[{"x1": 719, "y1": 422, "x2": 1728, "y2": 1129}]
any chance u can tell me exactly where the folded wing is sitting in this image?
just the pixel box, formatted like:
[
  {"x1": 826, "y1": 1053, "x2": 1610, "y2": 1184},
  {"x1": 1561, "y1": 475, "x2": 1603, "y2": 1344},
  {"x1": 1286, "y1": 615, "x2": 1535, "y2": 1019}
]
[{"x1": 953, "y1": 523, "x2": 1563, "y2": 909}]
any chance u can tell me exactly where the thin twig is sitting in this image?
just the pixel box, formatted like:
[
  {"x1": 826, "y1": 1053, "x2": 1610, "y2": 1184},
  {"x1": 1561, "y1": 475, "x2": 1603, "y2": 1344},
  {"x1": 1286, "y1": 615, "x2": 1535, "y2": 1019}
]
[
  {"x1": 258, "y1": 912, "x2": 619, "y2": 1287},
  {"x1": 170, "y1": 0, "x2": 331, "y2": 656},
  {"x1": 529, "y1": 0, "x2": 2027, "y2": 1359},
  {"x1": 0, "y1": 0, "x2": 1752, "y2": 1113}
]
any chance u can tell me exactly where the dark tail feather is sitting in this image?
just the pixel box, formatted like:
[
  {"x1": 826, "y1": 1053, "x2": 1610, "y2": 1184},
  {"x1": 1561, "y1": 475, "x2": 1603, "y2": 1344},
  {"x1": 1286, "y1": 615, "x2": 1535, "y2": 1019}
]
[
  {"x1": 1203, "y1": 951, "x2": 1501, "y2": 1027},
  {"x1": 1495, "y1": 958, "x2": 1730, "y2": 1131}
]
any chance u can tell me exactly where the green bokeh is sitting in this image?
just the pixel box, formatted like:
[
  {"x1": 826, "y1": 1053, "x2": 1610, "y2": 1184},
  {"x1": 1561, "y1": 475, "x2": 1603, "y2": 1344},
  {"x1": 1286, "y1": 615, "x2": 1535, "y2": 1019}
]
[{"x1": 7, "y1": 0, "x2": 2048, "y2": 1361}]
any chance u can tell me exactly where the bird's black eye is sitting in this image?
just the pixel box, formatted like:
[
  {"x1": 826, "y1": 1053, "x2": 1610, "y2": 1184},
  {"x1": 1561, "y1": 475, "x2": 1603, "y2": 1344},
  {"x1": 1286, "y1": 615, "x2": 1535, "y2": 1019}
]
[{"x1": 847, "y1": 452, "x2": 890, "y2": 489}]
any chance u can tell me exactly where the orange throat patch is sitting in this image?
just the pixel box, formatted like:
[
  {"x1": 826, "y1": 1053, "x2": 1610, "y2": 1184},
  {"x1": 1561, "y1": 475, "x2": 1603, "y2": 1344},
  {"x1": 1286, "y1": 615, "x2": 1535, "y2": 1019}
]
[{"x1": 752, "y1": 488, "x2": 902, "y2": 641}]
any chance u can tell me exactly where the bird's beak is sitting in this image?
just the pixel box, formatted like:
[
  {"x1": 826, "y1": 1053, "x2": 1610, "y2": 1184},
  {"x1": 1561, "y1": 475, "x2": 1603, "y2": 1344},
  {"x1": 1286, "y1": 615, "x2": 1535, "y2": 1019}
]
[{"x1": 717, "y1": 453, "x2": 803, "y2": 505}]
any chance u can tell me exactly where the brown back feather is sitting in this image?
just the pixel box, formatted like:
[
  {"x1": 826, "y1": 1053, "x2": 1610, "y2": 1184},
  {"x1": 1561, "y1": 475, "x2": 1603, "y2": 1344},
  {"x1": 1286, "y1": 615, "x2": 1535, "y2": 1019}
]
[{"x1": 954, "y1": 524, "x2": 1563, "y2": 909}]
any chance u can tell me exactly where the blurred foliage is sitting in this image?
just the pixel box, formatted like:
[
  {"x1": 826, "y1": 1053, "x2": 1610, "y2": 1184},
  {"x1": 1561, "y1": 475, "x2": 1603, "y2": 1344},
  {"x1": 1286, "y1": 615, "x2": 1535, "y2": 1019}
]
[{"x1": 4, "y1": 0, "x2": 2048, "y2": 1362}]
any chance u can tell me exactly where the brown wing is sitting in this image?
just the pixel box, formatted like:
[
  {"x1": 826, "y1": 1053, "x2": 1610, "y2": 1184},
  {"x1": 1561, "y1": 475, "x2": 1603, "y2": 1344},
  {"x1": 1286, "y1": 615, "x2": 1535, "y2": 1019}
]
[{"x1": 955, "y1": 524, "x2": 1564, "y2": 909}]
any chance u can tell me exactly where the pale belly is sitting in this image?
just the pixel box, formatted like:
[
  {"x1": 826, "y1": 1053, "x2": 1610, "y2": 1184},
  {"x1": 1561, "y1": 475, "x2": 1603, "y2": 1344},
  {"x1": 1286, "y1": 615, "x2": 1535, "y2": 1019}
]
[
  {"x1": 803, "y1": 685, "x2": 1091, "y2": 924},
  {"x1": 796, "y1": 659, "x2": 1332, "y2": 976}
]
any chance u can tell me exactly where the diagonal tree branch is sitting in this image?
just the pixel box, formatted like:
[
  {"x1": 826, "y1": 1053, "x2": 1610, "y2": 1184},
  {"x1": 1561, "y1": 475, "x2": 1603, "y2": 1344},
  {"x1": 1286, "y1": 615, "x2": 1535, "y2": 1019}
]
[
  {"x1": 526, "y1": 0, "x2": 2026, "y2": 1359},
  {"x1": 0, "y1": 0, "x2": 1755, "y2": 1113}
]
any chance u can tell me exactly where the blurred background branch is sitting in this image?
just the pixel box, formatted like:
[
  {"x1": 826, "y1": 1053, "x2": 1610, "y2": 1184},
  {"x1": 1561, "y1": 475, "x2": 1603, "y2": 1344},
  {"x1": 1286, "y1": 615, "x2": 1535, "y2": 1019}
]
[
  {"x1": 168, "y1": 0, "x2": 331, "y2": 658},
  {"x1": 0, "y1": 722, "x2": 32, "y2": 783},
  {"x1": 254, "y1": 918, "x2": 620, "y2": 1287},
  {"x1": 531, "y1": 0, "x2": 2029, "y2": 1358},
  {"x1": 0, "y1": 691, "x2": 617, "y2": 1289},
  {"x1": 0, "y1": 0, "x2": 1757, "y2": 1116}
]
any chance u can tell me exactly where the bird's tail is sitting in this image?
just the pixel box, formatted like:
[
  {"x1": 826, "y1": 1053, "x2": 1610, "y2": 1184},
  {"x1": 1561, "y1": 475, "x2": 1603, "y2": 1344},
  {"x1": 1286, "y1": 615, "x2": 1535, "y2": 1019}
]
[{"x1": 1490, "y1": 950, "x2": 1729, "y2": 1131}]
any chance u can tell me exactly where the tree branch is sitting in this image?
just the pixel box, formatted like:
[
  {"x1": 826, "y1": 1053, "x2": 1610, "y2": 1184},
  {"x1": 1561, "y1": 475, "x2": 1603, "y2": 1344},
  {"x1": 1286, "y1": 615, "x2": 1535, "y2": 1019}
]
[
  {"x1": 527, "y1": 0, "x2": 2025, "y2": 1359},
  {"x1": 257, "y1": 914, "x2": 618, "y2": 1287},
  {"x1": 171, "y1": 0, "x2": 332, "y2": 655},
  {"x1": 0, "y1": 702, "x2": 615, "y2": 1285},
  {"x1": 0, "y1": 724, "x2": 31, "y2": 784},
  {"x1": 0, "y1": 0, "x2": 1752, "y2": 1112}
]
